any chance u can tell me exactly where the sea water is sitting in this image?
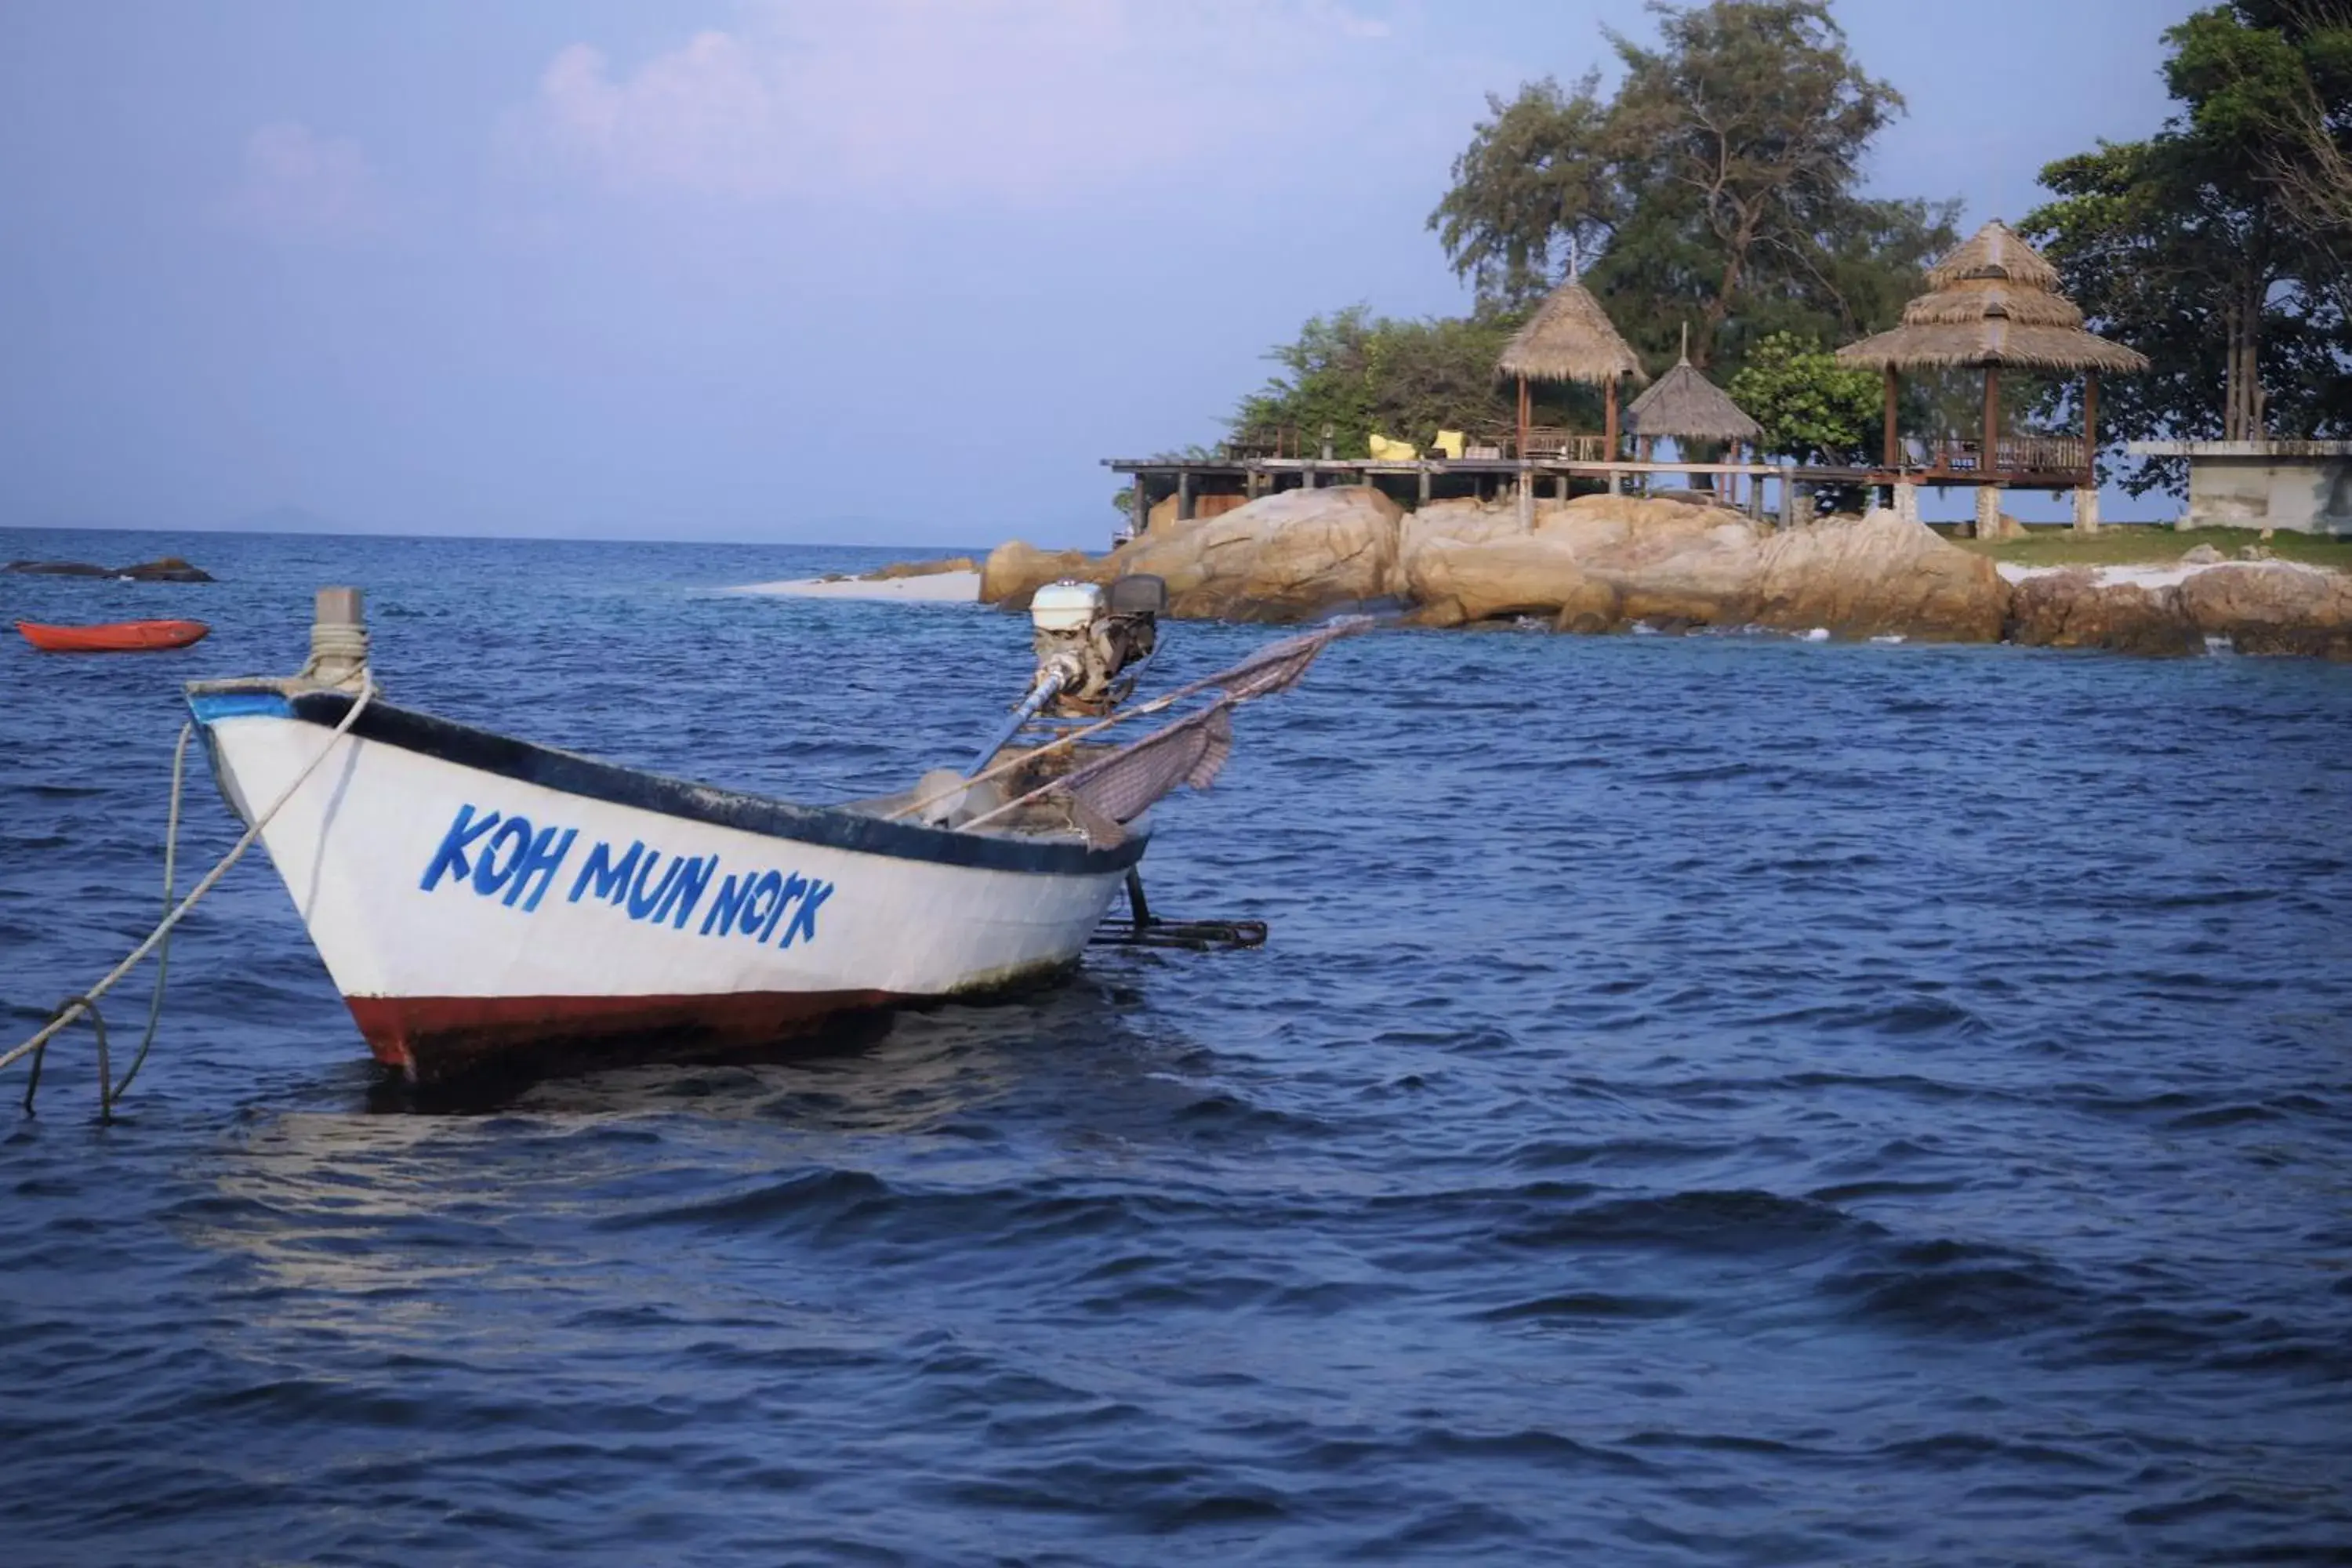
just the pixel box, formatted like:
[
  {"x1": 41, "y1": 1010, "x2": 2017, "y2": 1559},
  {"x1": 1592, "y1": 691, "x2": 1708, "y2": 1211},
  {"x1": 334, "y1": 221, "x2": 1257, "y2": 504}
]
[{"x1": 3, "y1": 528, "x2": 2350, "y2": 1565}]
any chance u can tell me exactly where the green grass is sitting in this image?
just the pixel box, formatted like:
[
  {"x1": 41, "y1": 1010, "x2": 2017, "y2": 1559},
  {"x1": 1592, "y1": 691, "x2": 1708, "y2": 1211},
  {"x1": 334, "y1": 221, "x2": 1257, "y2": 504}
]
[{"x1": 1943, "y1": 524, "x2": 2352, "y2": 570}]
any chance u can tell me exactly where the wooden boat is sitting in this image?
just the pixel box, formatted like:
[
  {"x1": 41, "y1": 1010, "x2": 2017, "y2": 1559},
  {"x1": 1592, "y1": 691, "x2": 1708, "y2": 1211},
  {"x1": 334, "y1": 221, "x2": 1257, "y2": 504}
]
[
  {"x1": 18, "y1": 619, "x2": 210, "y2": 652},
  {"x1": 186, "y1": 585, "x2": 1356, "y2": 1082}
]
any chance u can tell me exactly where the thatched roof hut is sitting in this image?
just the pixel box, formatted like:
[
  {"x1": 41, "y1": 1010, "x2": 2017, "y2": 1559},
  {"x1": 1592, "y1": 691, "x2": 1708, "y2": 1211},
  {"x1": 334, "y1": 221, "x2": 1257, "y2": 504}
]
[
  {"x1": 1926, "y1": 220, "x2": 2060, "y2": 292},
  {"x1": 1833, "y1": 220, "x2": 2146, "y2": 485},
  {"x1": 1835, "y1": 219, "x2": 2147, "y2": 376},
  {"x1": 1497, "y1": 279, "x2": 1650, "y2": 386},
  {"x1": 1624, "y1": 346, "x2": 1762, "y2": 443},
  {"x1": 1495, "y1": 277, "x2": 1647, "y2": 455}
]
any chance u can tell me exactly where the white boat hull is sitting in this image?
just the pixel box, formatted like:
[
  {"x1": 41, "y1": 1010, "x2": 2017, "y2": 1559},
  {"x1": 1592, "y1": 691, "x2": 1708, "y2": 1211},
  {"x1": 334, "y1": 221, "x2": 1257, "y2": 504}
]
[{"x1": 189, "y1": 688, "x2": 1143, "y2": 1080}]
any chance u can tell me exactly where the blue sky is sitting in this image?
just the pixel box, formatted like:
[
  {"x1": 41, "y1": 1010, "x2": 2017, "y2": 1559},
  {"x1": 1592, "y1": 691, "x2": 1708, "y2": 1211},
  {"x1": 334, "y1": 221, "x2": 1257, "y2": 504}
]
[{"x1": 0, "y1": 0, "x2": 2198, "y2": 546}]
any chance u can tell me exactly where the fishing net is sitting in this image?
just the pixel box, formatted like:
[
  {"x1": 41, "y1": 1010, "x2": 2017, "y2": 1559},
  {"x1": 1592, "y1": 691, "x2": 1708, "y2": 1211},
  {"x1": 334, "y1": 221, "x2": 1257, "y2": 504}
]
[
  {"x1": 953, "y1": 615, "x2": 1369, "y2": 844},
  {"x1": 1053, "y1": 706, "x2": 1233, "y2": 844},
  {"x1": 1207, "y1": 620, "x2": 1361, "y2": 699}
]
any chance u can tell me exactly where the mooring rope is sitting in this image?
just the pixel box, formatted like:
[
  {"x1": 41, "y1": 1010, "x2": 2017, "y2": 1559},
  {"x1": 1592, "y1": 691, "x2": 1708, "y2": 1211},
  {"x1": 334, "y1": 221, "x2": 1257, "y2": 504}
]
[
  {"x1": 106, "y1": 720, "x2": 194, "y2": 1107},
  {"x1": 2, "y1": 681, "x2": 376, "y2": 1109},
  {"x1": 24, "y1": 723, "x2": 200, "y2": 1117}
]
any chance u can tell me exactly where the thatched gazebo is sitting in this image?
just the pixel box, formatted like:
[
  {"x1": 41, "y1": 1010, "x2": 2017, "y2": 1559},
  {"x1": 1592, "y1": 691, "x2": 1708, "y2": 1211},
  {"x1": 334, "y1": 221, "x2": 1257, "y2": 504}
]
[
  {"x1": 1497, "y1": 277, "x2": 1647, "y2": 459},
  {"x1": 1835, "y1": 220, "x2": 2147, "y2": 522},
  {"x1": 1624, "y1": 334, "x2": 1765, "y2": 503},
  {"x1": 1625, "y1": 339, "x2": 1761, "y2": 445}
]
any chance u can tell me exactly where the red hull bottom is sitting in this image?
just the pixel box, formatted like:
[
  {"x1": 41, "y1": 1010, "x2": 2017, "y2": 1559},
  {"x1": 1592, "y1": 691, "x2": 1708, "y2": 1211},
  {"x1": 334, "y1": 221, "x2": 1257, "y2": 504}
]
[{"x1": 347, "y1": 989, "x2": 900, "y2": 1083}]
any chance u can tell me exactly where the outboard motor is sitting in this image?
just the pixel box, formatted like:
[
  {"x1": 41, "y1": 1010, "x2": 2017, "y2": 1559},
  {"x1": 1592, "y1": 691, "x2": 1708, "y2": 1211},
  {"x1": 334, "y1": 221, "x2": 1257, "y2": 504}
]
[
  {"x1": 1027, "y1": 575, "x2": 1166, "y2": 717},
  {"x1": 964, "y1": 575, "x2": 1167, "y2": 779}
]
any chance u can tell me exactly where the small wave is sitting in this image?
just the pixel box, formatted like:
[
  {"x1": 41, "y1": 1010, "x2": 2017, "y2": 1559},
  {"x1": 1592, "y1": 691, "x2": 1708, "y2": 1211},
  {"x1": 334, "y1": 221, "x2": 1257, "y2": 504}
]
[
  {"x1": 1824, "y1": 1238, "x2": 2083, "y2": 1334},
  {"x1": 594, "y1": 1166, "x2": 889, "y2": 1229},
  {"x1": 1498, "y1": 1189, "x2": 1873, "y2": 1255},
  {"x1": 1473, "y1": 1290, "x2": 1690, "y2": 1324}
]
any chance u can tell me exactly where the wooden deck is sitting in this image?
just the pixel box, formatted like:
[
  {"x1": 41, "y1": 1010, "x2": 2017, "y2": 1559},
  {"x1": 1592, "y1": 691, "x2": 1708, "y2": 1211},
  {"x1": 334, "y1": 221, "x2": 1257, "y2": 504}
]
[
  {"x1": 1105, "y1": 444, "x2": 2097, "y2": 542},
  {"x1": 1106, "y1": 454, "x2": 1791, "y2": 539},
  {"x1": 1892, "y1": 434, "x2": 2091, "y2": 486}
]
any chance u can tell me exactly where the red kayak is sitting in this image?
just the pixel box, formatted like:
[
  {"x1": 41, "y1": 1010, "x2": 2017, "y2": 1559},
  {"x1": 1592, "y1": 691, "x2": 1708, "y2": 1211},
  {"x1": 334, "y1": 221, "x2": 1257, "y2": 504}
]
[{"x1": 16, "y1": 619, "x2": 211, "y2": 652}]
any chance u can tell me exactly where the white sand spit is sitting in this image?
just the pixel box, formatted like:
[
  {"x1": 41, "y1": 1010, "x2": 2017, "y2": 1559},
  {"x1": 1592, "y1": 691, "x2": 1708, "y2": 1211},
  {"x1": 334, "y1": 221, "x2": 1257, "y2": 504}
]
[
  {"x1": 731, "y1": 571, "x2": 982, "y2": 603},
  {"x1": 1994, "y1": 559, "x2": 2341, "y2": 591}
]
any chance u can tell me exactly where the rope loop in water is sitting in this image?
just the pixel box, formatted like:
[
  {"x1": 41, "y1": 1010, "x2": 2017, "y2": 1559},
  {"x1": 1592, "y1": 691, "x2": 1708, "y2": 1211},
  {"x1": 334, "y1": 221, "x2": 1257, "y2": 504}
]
[
  {"x1": 3, "y1": 681, "x2": 375, "y2": 1119},
  {"x1": 22, "y1": 995, "x2": 108, "y2": 1123}
]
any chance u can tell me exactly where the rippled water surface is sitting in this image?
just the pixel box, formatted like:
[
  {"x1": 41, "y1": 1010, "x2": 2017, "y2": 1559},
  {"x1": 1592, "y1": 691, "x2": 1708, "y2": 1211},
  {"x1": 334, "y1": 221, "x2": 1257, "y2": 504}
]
[{"x1": 4, "y1": 527, "x2": 2350, "y2": 1565}]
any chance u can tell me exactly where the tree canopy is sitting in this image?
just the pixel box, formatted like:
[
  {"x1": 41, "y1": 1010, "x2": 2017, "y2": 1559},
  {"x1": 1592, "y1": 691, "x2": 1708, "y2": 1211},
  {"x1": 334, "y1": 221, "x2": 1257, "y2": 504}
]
[
  {"x1": 1231, "y1": 306, "x2": 1599, "y2": 460},
  {"x1": 1726, "y1": 333, "x2": 1883, "y2": 465},
  {"x1": 1238, "y1": 2, "x2": 1962, "y2": 461},
  {"x1": 2024, "y1": 2, "x2": 2352, "y2": 493},
  {"x1": 1427, "y1": 1, "x2": 1957, "y2": 383}
]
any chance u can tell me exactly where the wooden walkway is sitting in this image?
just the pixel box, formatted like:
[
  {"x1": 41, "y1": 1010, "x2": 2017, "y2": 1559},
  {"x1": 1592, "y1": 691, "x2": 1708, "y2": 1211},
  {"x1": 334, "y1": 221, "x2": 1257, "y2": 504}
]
[
  {"x1": 1105, "y1": 452, "x2": 2097, "y2": 540},
  {"x1": 1105, "y1": 456, "x2": 1790, "y2": 535}
]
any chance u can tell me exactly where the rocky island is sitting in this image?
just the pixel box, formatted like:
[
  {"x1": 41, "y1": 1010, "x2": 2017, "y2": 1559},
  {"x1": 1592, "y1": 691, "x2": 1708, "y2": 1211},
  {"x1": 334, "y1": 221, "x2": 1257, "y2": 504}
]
[
  {"x1": 978, "y1": 487, "x2": 2352, "y2": 660},
  {"x1": 5, "y1": 555, "x2": 215, "y2": 583}
]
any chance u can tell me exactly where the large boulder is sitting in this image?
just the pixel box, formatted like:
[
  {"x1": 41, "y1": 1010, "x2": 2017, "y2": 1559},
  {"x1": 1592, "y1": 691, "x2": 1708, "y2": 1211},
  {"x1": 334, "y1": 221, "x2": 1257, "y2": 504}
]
[
  {"x1": 1145, "y1": 491, "x2": 1250, "y2": 534},
  {"x1": 1405, "y1": 497, "x2": 2008, "y2": 641},
  {"x1": 2006, "y1": 569, "x2": 2202, "y2": 657},
  {"x1": 1395, "y1": 497, "x2": 1530, "y2": 592},
  {"x1": 2176, "y1": 561, "x2": 2352, "y2": 659},
  {"x1": 1534, "y1": 489, "x2": 1738, "y2": 557},
  {"x1": 1406, "y1": 493, "x2": 1765, "y2": 629},
  {"x1": 1406, "y1": 535, "x2": 1610, "y2": 628},
  {"x1": 1749, "y1": 509, "x2": 2009, "y2": 641},
  {"x1": 1106, "y1": 485, "x2": 1403, "y2": 622},
  {"x1": 979, "y1": 542, "x2": 1102, "y2": 610},
  {"x1": 1534, "y1": 492, "x2": 1762, "y2": 627},
  {"x1": 1544, "y1": 495, "x2": 1766, "y2": 625}
]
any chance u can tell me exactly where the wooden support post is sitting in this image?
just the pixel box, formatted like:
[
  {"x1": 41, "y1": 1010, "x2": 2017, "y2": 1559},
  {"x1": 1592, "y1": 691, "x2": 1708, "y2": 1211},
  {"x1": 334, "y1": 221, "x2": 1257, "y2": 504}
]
[
  {"x1": 1301, "y1": 463, "x2": 1317, "y2": 491},
  {"x1": 1554, "y1": 473, "x2": 1569, "y2": 502},
  {"x1": 1604, "y1": 376, "x2": 1619, "y2": 456},
  {"x1": 1417, "y1": 465, "x2": 1432, "y2": 504},
  {"x1": 2073, "y1": 485, "x2": 2102, "y2": 535},
  {"x1": 1516, "y1": 373, "x2": 1530, "y2": 461},
  {"x1": 1176, "y1": 471, "x2": 1195, "y2": 523},
  {"x1": 1779, "y1": 474, "x2": 1796, "y2": 529},
  {"x1": 1883, "y1": 366, "x2": 1899, "y2": 469},
  {"x1": 1129, "y1": 477, "x2": 1149, "y2": 538},
  {"x1": 1983, "y1": 365, "x2": 2002, "y2": 479},
  {"x1": 2083, "y1": 370, "x2": 2100, "y2": 480}
]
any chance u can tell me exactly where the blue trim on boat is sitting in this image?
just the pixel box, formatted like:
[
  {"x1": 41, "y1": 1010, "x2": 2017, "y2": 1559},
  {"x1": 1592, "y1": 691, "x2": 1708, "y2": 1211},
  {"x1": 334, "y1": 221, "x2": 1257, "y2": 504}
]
[
  {"x1": 191, "y1": 684, "x2": 1148, "y2": 878},
  {"x1": 187, "y1": 691, "x2": 294, "y2": 723}
]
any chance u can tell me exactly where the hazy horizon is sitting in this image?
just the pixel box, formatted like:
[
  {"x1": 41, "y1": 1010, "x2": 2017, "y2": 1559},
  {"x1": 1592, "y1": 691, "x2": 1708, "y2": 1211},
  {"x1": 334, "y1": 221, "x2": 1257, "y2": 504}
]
[{"x1": 2, "y1": 1, "x2": 2196, "y2": 549}]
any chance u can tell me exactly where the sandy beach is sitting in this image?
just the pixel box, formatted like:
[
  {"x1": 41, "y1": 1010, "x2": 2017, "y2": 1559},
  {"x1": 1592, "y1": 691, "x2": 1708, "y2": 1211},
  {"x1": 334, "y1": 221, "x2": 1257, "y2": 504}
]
[{"x1": 731, "y1": 570, "x2": 982, "y2": 603}]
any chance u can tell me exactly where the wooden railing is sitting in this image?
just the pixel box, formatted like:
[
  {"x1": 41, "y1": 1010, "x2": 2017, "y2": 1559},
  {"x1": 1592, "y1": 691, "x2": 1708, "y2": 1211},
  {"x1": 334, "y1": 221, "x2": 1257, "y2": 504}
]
[
  {"x1": 1223, "y1": 426, "x2": 1299, "y2": 460},
  {"x1": 1515, "y1": 427, "x2": 1612, "y2": 462},
  {"x1": 1207, "y1": 426, "x2": 1624, "y2": 463},
  {"x1": 1909, "y1": 434, "x2": 2089, "y2": 477}
]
